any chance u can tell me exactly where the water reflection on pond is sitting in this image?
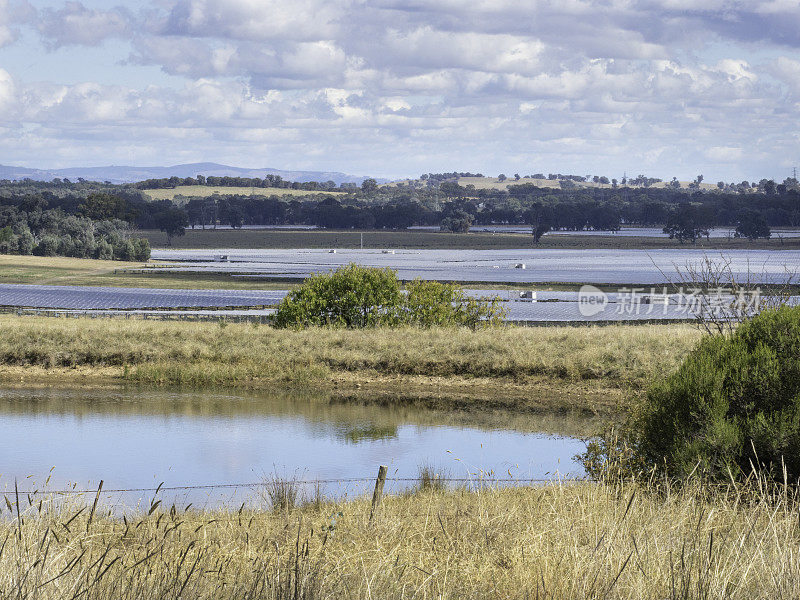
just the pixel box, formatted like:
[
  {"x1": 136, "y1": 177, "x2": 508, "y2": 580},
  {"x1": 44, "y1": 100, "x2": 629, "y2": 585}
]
[{"x1": 0, "y1": 387, "x2": 590, "y2": 507}]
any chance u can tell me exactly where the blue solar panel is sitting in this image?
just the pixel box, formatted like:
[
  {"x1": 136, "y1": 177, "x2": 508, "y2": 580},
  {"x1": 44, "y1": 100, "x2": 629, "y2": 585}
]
[
  {"x1": 147, "y1": 248, "x2": 800, "y2": 285},
  {"x1": 0, "y1": 283, "x2": 733, "y2": 323},
  {"x1": 0, "y1": 284, "x2": 287, "y2": 310}
]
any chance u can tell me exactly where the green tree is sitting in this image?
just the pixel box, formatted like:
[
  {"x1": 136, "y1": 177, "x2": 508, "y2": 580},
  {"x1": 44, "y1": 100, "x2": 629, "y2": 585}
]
[
  {"x1": 527, "y1": 202, "x2": 553, "y2": 244},
  {"x1": 154, "y1": 208, "x2": 188, "y2": 245},
  {"x1": 440, "y1": 210, "x2": 473, "y2": 233},
  {"x1": 78, "y1": 193, "x2": 128, "y2": 221},
  {"x1": 361, "y1": 178, "x2": 378, "y2": 195},
  {"x1": 735, "y1": 209, "x2": 771, "y2": 240},
  {"x1": 663, "y1": 205, "x2": 709, "y2": 244}
]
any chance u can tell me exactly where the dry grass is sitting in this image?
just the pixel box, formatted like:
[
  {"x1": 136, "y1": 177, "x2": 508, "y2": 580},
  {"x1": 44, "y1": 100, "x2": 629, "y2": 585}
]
[
  {"x1": 455, "y1": 176, "x2": 721, "y2": 192},
  {"x1": 1, "y1": 478, "x2": 798, "y2": 598},
  {"x1": 0, "y1": 254, "x2": 295, "y2": 289},
  {"x1": 0, "y1": 316, "x2": 701, "y2": 412},
  {"x1": 143, "y1": 185, "x2": 343, "y2": 202},
  {"x1": 0, "y1": 255, "x2": 149, "y2": 285}
]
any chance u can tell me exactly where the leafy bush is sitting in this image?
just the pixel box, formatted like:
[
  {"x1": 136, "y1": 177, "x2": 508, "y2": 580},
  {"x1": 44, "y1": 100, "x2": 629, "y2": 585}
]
[
  {"x1": 403, "y1": 279, "x2": 505, "y2": 328},
  {"x1": 273, "y1": 264, "x2": 505, "y2": 329},
  {"x1": 583, "y1": 305, "x2": 800, "y2": 483},
  {"x1": 273, "y1": 264, "x2": 402, "y2": 328}
]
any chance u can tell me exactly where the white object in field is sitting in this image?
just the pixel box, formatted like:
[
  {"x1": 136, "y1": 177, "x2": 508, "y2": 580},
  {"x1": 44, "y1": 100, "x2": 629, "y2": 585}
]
[
  {"x1": 215, "y1": 254, "x2": 228, "y2": 262},
  {"x1": 382, "y1": 249, "x2": 395, "y2": 254},
  {"x1": 514, "y1": 263, "x2": 526, "y2": 269},
  {"x1": 329, "y1": 249, "x2": 337, "y2": 253},
  {"x1": 640, "y1": 294, "x2": 669, "y2": 305}
]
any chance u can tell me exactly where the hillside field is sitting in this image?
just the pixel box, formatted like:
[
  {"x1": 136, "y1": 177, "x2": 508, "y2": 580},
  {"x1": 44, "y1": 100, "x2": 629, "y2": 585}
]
[
  {"x1": 143, "y1": 185, "x2": 344, "y2": 202},
  {"x1": 388, "y1": 176, "x2": 721, "y2": 192},
  {"x1": 457, "y1": 176, "x2": 720, "y2": 192}
]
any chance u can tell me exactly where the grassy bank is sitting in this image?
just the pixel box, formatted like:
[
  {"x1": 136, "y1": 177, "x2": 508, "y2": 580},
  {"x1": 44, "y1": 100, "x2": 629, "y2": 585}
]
[
  {"x1": 2, "y1": 479, "x2": 797, "y2": 598},
  {"x1": 0, "y1": 316, "x2": 701, "y2": 414},
  {"x1": 0, "y1": 255, "x2": 296, "y2": 289}
]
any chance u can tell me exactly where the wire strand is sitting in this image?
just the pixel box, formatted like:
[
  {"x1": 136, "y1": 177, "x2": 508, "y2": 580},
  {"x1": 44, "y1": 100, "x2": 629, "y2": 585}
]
[{"x1": 7, "y1": 476, "x2": 587, "y2": 496}]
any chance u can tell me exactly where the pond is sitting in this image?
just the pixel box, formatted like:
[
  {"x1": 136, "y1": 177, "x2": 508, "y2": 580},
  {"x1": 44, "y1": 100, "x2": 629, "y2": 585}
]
[{"x1": 0, "y1": 387, "x2": 589, "y2": 508}]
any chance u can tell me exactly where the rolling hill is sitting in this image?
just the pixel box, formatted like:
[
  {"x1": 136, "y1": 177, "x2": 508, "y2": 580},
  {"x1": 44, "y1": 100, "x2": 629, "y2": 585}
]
[{"x1": 0, "y1": 162, "x2": 384, "y2": 186}]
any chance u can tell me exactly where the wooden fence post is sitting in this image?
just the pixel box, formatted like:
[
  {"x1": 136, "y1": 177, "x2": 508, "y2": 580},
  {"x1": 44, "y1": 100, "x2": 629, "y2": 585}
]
[{"x1": 369, "y1": 465, "x2": 388, "y2": 524}]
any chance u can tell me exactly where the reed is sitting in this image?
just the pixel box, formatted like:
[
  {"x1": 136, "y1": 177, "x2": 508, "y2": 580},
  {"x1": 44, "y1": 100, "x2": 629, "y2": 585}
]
[
  {"x1": 0, "y1": 477, "x2": 797, "y2": 598},
  {"x1": 415, "y1": 464, "x2": 448, "y2": 493},
  {"x1": 264, "y1": 473, "x2": 301, "y2": 513}
]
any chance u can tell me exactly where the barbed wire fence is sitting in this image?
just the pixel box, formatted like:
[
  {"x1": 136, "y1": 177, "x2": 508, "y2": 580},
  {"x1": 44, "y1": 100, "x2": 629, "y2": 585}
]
[
  {"x1": 6, "y1": 474, "x2": 587, "y2": 497},
  {"x1": 0, "y1": 468, "x2": 591, "y2": 497},
  {"x1": 0, "y1": 469, "x2": 592, "y2": 523}
]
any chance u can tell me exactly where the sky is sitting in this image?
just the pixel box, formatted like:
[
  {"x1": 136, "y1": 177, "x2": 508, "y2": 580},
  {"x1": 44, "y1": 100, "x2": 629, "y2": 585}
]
[{"x1": 0, "y1": 0, "x2": 799, "y2": 181}]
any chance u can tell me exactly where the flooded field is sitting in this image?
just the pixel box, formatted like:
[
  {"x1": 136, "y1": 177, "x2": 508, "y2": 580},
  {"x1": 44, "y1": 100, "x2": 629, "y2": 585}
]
[{"x1": 0, "y1": 387, "x2": 588, "y2": 507}]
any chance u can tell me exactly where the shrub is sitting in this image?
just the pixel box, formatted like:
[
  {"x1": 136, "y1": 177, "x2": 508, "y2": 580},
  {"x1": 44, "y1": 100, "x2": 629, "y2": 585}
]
[
  {"x1": 273, "y1": 264, "x2": 402, "y2": 328},
  {"x1": 132, "y1": 237, "x2": 151, "y2": 261},
  {"x1": 402, "y1": 279, "x2": 505, "y2": 328},
  {"x1": 584, "y1": 305, "x2": 800, "y2": 483},
  {"x1": 273, "y1": 264, "x2": 505, "y2": 329}
]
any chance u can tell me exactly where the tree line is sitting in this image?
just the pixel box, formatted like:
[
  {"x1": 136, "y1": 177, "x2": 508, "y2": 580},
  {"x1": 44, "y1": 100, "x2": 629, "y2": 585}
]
[
  {"x1": 134, "y1": 174, "x2": 345, "y2": 192},
  {"x1": 1, "y1": 174, "x2": 798, "y2": 253},
  {"x1": 0, "y1": 196, "x2": 150, "y2": 260}
]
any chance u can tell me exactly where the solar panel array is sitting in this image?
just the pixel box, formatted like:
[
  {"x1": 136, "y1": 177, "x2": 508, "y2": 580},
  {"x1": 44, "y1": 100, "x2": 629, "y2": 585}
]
[
  {"x1": 501, "y1": 301, "x2": 693, "y2": 323},
  {"x1": 1, "y1": 283, "x2": 705, "y2": 323},
  {"x1": 0, "y1": 284, "x2": 287, "y2": 310},
  {"x1": 149, "y1": 248, "x2": 800, "y2": 285},
  {"x1": 5, "y1": 282, "x2": 795, "y2": 323}
]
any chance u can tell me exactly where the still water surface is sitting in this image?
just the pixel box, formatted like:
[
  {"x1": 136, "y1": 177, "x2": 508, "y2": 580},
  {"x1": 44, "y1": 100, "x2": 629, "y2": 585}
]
[{"x1": 0, "y1": 387, "x2": 587, "y2": 507}]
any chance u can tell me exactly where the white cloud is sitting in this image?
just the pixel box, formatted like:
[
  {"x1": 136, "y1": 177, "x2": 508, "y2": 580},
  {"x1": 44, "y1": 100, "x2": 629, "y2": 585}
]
[
  {"x1": 705, "y1": 146, "x2": 744, "y2": 161},
  {"x1": 161, "y1": 0, "x2": 346, "y2": 42},
  {"x1": 37, "y1": 2, "x2": 132, "y2": 48},
  {"x1": 0, "y1": 68, "x2": 15, "y2": 114},
  {"x1": 0, "y1": 0, "x2": 31, "y2": 48},
  {"x1": 768, "y1": 56, "x2": 800, "y2": 94},
  {"x1": 0, "y1": 0, "x2": 797, "y2": 179}
]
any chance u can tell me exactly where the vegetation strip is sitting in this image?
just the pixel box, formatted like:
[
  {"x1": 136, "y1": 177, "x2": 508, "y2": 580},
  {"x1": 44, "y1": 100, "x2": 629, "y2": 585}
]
[
  {"x1": 2, "y1": 477, "x2": 799, "y2": 598},
  {"x1": 0, "y1": 315, "x2": 700, "y2": 413}
]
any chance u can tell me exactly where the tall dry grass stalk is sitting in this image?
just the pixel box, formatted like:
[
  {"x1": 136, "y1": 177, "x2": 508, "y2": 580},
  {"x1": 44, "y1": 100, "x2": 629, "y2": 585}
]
[{"x1": 0, "y1": 477, "x2": 798, "y2": 599}]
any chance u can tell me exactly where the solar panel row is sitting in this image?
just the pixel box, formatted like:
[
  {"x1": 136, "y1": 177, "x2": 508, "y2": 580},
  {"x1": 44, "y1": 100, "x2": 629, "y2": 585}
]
[
  {"x1": 149, "y1": 248, "x2": 800, "y2": 285},
  {"x1": 0, "y1": 284, "x2": 287, "y2": 310},
  {"x1": 1, "y1": 284, "x2": 703, "y2": 323}
]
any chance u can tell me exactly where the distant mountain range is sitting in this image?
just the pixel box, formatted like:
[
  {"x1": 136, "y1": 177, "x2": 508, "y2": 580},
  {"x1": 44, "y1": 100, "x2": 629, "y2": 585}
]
[{"x1": 0, "y1": 162, "x2": 385, "y2": 186}]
